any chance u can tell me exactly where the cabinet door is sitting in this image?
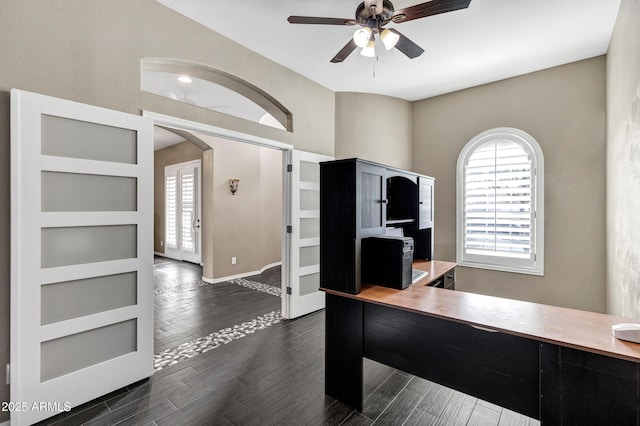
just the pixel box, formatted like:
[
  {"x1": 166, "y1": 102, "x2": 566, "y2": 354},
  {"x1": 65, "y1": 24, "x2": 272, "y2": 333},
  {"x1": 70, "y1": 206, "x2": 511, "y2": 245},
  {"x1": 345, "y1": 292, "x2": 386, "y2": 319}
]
[
  {"x1": 418, "y1": 176, "x2": 434, "y2": 229},
  {"x1": 359, "y1": 162, "x2": 387, "y2": 237}
]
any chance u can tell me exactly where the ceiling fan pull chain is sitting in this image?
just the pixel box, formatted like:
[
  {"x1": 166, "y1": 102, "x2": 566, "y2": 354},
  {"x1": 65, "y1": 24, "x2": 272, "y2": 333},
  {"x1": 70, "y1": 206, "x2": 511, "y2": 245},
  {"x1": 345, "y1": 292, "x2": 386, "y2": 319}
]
[{"x1": 373, "y1": 53, "x2": 377, "y2": 78}]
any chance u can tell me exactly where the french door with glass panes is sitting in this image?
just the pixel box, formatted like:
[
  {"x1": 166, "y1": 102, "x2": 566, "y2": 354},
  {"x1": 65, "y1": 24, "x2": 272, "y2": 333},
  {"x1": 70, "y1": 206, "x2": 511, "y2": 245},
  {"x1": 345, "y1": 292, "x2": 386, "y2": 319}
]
[
  {"x1": 10, "y1": 89, "x2": 153, "y2": 426},
  {"x1": 283, "y1": 150, "x2": 334, "y2": 319},
  {"x1": 164, "y1": 160, "x2": 201, "y2": 264}
]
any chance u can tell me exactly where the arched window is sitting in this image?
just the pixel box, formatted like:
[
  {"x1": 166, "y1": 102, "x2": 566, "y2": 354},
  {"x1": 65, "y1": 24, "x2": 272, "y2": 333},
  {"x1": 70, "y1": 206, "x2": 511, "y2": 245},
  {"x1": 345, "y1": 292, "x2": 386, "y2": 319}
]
[{"x1": 456, "y1": 127, "x2": 544, "y2": 275}]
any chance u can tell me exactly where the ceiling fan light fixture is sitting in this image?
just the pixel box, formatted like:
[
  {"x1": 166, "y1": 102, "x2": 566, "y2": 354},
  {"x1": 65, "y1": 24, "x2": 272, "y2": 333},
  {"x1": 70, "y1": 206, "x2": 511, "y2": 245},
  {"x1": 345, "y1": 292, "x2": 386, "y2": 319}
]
[
  {"x1": 381, "y1": 28, "x2": 400, "y2": 50},
  {"x1": 353, "y1": 27, "x2": 373, "y2": 48},
  {"x1": 360, "y1": 39, "x2": 376, "y2": 57}
]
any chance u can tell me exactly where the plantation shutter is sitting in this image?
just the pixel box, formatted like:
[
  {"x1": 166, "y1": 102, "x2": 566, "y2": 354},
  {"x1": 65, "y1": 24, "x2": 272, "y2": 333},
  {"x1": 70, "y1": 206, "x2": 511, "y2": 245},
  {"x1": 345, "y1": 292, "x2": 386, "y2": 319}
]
[
  {"x1": 463, "y1": 139, "x2": 532, "y2": 259},
  {"x1": 181, "y1": 170, "x2": 195, "y2": 253},
  {"x1": 165, "y1": 173, "x2": 178, "y2": 249}
]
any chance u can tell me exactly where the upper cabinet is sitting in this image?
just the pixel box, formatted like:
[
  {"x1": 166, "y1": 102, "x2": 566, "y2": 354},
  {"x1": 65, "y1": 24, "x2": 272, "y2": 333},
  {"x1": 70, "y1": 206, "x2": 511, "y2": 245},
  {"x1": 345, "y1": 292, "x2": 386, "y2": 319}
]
[{"x1": 320, "y1": 158, "x2": 435, "y2": 294}]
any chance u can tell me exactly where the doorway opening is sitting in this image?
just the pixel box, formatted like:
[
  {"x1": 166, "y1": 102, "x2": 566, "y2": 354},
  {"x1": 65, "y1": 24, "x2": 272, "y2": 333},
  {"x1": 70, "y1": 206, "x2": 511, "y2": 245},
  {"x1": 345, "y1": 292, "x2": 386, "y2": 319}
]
[
  {"x1": 149, "y1": 114, "x2": 291, "y2": 372},
  {"x1": 147, "y1": 110, "x2": 330, "y2": 324},
  {"x1": 152, "y1": 124, "x2": 285, "y2": 281},
  {"x1": 163, "y1": 159, "x2": 202, "y2": 264}
]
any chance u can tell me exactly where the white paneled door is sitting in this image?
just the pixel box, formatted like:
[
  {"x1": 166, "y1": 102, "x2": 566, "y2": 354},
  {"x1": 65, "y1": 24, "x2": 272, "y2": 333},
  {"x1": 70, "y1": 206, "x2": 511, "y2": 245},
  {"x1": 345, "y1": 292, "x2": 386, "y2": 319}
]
[
  {"x1": 164, "y1": 160, "x2": 201, "y2": 264},
  {"x1": 283, "y1": 150, "x2": 333, "y2": 319},
  {"x1": 10, "y1": 89, "x2": 154, "y2": 425}
]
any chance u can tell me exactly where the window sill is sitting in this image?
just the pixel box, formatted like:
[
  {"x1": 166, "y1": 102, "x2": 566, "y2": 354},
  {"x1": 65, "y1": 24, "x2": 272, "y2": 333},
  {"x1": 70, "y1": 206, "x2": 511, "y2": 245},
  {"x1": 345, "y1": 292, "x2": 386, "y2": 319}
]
[{"x1": 457, "y1": 260, "x2": 544, "y2": 276}]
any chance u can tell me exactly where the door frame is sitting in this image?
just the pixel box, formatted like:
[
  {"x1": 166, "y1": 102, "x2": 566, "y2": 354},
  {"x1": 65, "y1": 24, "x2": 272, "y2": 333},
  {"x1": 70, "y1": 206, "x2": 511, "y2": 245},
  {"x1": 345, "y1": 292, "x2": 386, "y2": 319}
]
[{"x1": 143, "y1": 111, "x2": 297, "y2": 318}]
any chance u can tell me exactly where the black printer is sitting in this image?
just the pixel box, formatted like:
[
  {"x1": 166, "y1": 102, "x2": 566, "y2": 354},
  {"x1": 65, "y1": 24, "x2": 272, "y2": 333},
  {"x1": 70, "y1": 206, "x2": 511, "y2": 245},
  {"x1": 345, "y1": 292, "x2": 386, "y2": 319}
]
[{"x1": 361, "y1": 235, "x2": 414, "y2": 289}]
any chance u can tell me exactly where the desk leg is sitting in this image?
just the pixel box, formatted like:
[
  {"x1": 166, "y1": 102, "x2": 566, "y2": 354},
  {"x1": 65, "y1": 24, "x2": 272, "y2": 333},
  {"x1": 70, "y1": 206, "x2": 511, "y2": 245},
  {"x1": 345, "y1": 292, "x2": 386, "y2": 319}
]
[{"x1": 325, "y1": 294, "x2": 363, "y2": 410}]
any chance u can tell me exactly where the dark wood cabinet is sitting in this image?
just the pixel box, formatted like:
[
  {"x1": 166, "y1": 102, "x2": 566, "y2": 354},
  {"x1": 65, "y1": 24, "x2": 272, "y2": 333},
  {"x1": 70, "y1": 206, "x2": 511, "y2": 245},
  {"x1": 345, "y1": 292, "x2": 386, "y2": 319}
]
[
  {"x1": 320, "y1": 158, "x2": 435, "y2": 294},
  {"x1": 359, "y1": 162, "x2": 386, "y2": 237},
  {"x1": 444, "y1": 268, "x2": 455, "y2": 290},
  {"x1": 422, "y1": 267, "x2": 455, "y2": 290}
]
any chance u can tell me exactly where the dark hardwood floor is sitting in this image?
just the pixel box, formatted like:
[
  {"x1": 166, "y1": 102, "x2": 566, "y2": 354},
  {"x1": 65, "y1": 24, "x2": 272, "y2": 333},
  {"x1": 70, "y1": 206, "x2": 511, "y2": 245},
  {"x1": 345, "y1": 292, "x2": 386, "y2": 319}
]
[{"x1": 37, "y1": 258, "x2": 539, "y2": 426}]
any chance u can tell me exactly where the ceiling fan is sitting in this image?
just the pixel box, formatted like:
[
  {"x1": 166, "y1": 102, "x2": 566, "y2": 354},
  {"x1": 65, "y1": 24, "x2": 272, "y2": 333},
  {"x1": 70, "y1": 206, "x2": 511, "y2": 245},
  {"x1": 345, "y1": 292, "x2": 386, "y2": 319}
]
[{"x1": 287, "y1": 0, "x2": 471, "y2": 63}]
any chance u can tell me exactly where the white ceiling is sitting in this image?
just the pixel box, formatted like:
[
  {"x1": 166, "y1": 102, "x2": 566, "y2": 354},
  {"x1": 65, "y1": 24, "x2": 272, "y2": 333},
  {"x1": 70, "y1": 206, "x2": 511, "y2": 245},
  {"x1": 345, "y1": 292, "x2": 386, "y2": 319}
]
[
  {"x1": 143, "y1": 70, "x2": 286, "y2": 131},
  {"x1": 156, "y1": 0, "x2": 621, "y2": 102},
  {"x1": 154, "y1": 126, "x2": 185, "y2": 151}
]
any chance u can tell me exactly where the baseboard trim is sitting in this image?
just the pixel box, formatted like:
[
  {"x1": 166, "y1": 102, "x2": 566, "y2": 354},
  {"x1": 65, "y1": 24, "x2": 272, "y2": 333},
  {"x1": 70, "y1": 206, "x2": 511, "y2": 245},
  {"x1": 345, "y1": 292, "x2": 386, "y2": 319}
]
[
  {"x1": 202, "y1": 261, "x2": 282, "y2": 284},
  {"x1": 154, "y1": 253, "x2": 203, "y2": 267}
]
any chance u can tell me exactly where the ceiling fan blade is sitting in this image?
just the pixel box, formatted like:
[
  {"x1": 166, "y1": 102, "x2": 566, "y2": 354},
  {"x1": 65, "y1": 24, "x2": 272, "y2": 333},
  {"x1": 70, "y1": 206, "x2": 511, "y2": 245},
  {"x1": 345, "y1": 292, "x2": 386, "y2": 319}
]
[
  {"x1": 288, "y1": 16, "x2": 356, "y2": 26},
  {"x1": 392, "y1": 0, "x2": 471, "y2": 24},
  {"x1": 388, "y1": 29, "x2": 425, "y2": 59},
  {"x1": 330, "y1": 39, "x2": 358, "y2": 63}
]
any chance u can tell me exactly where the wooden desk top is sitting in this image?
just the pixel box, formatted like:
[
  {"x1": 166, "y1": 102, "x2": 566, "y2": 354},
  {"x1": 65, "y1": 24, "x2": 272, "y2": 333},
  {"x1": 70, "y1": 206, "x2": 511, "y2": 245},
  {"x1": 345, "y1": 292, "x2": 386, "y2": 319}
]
[{"x1": 322, "y1": 260, "x2": 640, "y2": 363}]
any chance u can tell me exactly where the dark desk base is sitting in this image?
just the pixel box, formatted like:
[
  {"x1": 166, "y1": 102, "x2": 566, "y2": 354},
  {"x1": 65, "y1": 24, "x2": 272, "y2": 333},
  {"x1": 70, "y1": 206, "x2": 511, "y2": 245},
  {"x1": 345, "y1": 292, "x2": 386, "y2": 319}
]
[{"x1": 325, "y1": 294, "x2": 640, "y2": 425}]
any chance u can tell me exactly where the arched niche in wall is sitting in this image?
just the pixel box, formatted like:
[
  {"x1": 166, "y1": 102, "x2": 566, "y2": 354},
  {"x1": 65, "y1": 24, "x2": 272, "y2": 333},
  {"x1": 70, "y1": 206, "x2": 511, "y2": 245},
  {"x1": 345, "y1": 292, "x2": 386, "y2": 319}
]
[{"x1": 141, "y1": 58, "x2": 292, "y2": 132}]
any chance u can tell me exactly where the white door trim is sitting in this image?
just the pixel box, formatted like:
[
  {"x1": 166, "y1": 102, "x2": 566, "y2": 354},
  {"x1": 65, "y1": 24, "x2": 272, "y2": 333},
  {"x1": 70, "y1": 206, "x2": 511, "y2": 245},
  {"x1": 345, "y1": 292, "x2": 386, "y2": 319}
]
[{"x1": 143, "y1": 111, "x2": 293, "y2": 151}]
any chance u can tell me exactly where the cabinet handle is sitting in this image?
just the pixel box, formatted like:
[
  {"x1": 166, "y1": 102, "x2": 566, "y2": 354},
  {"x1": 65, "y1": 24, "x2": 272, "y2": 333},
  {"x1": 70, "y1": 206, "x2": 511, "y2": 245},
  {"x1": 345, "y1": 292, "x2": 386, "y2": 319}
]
[
  {"x1": 419, "y1": 201, "x2": 424, "y2": 204},
  {"x1": 380, "y1": 199, "x2": 388, "y2": 204}
]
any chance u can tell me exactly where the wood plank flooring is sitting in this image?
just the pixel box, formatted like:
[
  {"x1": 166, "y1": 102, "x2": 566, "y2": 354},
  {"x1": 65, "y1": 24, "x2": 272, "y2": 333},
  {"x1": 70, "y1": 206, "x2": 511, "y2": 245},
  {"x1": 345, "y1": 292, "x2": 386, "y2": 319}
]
[{"x1": 36, "y1": 258, "x2": 540, "y2": 426}]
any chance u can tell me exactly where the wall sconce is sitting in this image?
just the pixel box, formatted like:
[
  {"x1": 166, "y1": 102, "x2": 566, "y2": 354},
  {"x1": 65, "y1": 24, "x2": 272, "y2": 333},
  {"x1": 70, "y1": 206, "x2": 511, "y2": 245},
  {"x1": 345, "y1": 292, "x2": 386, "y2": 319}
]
[{"x1": 228, "y1": 178, "x2": 240, "y2": 195}]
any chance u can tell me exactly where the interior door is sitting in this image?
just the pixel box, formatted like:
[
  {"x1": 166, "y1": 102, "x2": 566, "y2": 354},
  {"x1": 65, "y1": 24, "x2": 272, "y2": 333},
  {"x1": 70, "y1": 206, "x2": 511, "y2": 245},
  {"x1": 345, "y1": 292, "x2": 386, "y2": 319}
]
[
  {"x1": 10, "y1": 89, "x2": 154, "y2": 425},
  {"x1": 164, "y1": 160, "x2": 201, "y2": 264},
  {"x1": 283, "y1": 150, "x2": 334, "y2": 319}
]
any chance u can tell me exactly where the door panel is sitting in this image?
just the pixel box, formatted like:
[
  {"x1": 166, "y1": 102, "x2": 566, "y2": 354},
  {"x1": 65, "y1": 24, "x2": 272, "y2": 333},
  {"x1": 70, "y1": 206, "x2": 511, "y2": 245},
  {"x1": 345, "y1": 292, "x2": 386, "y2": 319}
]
[
  {"x1": 10, "y1": 89, "x2": 153, "y2": 425},
  {"x1": 418, "y1": 176, "x2": 434, "y2": 229},
  {"x1": 359, "y1": 162, "x2": 386, "y2": 237},
  {"x1": 284, "y1": 150, "x2": 333, "y2": 319}
]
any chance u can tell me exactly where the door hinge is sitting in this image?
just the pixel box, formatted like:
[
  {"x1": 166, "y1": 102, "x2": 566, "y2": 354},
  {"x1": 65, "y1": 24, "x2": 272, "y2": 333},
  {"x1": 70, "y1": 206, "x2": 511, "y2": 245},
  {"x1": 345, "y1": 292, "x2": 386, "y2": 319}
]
[
  {"x1": 5, "y1": 363, "x2": 9, "y2": 385},
  {"x1": 286, "y1": 225, "x2": 292, "y2": 234},
  {"x1": 287, "y1": 164, "x2": 293, "y2": 172},
  {"x1": 286, "y1": 287, "x2": 292, "y2": 295}
]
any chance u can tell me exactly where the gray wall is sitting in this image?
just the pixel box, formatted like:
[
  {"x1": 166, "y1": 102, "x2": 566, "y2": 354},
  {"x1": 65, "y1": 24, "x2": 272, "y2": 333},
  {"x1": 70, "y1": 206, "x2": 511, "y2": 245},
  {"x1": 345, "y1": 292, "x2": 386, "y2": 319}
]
[
  {"x1": 335, "y1": 92, "x2": 412, "y2": 169},
  {"x1": 199, "y1": 135, "x2": 282, "y2": 280},
  {"x1": 0, "y1": 0, "x2": 335, "y2": 417},
  {"x1": 606, "y1": 0, "x2": 640, "y2": 320},
  {"x1": 412, "y1": 57, "x2": 607, "y2": 313}
]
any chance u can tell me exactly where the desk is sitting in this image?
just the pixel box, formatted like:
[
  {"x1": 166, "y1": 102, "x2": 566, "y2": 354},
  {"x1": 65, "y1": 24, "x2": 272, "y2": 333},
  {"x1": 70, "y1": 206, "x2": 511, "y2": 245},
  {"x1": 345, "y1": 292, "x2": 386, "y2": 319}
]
[{"x1": 322, "y1": 261, "x2": 640, "y2": 425}]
